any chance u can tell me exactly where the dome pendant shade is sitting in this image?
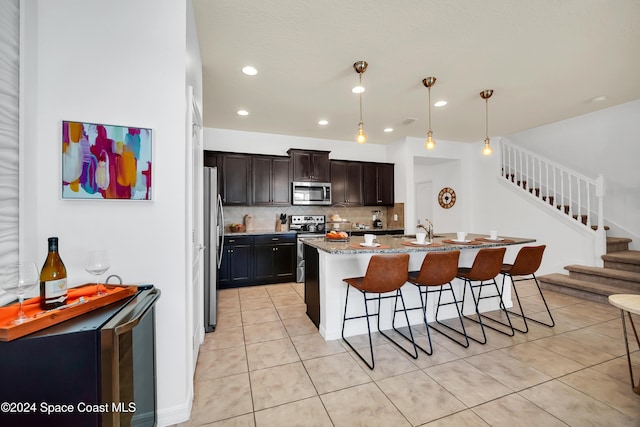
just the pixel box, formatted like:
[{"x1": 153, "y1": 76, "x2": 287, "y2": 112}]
[
  {"x1": 423, "y1": 77, "x2": 437, "y2": 150},
  {"x1": 353, "y1": 61, "x2": 368, "y2": 74}
]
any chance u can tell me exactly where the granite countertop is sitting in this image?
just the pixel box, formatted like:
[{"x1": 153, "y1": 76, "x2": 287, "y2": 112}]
[
  {"x1": 302, "y1": 233, "x2": 536, "y2": 254},
  {"x1": 350, "y1": 227, "x2": 404, "y2": 232}
]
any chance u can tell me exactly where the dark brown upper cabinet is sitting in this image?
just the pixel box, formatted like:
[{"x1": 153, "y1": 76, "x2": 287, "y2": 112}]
[
  {"x1": 363, "y1": 162, "x2": 394, "y2": 206},
  {"x1": 330, "y1": 160, "x2": 363, "y2": 206},
  {"x1": 251, "y1": 156, "x2": 291, "y2": 206},
  {"x1": 221, "y1": 153, "x2": 251, "y2": 205},
  {"x1": 288, "y1": 149, "x2": 330, "y2": 182}
]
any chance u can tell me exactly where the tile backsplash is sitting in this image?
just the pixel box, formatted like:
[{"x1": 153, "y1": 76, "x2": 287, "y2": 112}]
[{"x1": 223, "y1": 203, "x2": 405, "y2": 232}]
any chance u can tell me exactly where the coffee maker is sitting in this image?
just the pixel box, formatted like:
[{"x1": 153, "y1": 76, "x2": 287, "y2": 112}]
[{"x1": 372, "y1": 210, "x2": 383, "y2": 229}]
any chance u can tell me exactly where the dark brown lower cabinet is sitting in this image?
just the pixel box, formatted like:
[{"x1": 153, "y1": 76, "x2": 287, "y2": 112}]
[
  {"x1": 218, "y1": 236, "x2": 253, "y2": 288},
  {"x1": 254, "y1": 234, "x2": 296, "y2": 283},
  {"x1": 219, "y1": 233, "x2": 296, "y2": 288}
]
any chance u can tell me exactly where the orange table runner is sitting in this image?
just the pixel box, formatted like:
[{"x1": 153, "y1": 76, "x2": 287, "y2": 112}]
[
  {"x1": 348, "y1": 243, "x2": 391, "y2": 250},
  {"x1": 476, "y1": 237, "x2": 516, "y2": 243},
  {"x1": 401, "y1": 241, "x2": 443, "y2": 247},
  {"x1": 442, "y1": 239, "x2": 484, "y2": 245}
]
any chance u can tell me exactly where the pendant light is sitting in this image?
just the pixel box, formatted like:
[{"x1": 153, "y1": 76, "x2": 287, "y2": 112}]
[
  {"x1": 353, "y1": 61, "x2": 368, "y2": 144},
  {"x1": 422, "y1": 77, "x2": 437, "y2": 150},
  {"x1": 480, "y1": 89, "x2": 494, "y2": 156}
]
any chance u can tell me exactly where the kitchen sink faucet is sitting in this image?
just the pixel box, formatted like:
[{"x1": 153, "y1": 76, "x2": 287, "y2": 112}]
[{"x1": 417, "y1": 219, "x2": 434, "y2": 242}]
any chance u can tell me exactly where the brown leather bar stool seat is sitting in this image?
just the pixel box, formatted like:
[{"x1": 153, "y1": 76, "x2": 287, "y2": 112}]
[
  {"x1": 457, "y1": 247, "x2": 513, "y2": 344},
  {"x1": 342, "y1": 254, "x2": 417, "y2": 369},
  {"x1": 397, "y1": 250, "x2": 469, "y2": 355},
  {"x1": 499, "y1": 245, "x2": 554, "y2": 333}
]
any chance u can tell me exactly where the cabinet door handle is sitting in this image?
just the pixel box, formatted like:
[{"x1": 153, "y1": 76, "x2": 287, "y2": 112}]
[{"x1": 272, "y1": 238, "x2": 279, "y2": 241}]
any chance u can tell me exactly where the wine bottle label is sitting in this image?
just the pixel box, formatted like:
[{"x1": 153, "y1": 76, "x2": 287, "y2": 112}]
[{"x1": 43, "y1": 278, "x2": 67, "y2": 300}]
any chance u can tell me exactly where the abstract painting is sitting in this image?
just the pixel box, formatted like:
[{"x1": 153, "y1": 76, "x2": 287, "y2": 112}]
[{"x1": 62, "y1": 121, "x2": 152, "y2": 200}]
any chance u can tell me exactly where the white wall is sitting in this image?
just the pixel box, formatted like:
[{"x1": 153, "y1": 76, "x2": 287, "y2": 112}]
[
  {"x1": 205, "y1": 127, "x2": 387, "y2": 162},
  {"x1": 23, "y1": 1, "x2": 192, "y2": 425},
  {"x1": 389, "y1": 136, "x2": 475, "y2": 233},
  {"x1": 505, "y1": 100, "x2": 640, "y2": 245}
]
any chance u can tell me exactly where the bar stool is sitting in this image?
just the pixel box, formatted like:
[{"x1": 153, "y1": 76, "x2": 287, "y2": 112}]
[
  {"x1": 457, "y1": 247, "x2": 513, "y2": 344},
  {"x1": 341, "y1": 254, "x2": 417, "y2": 369},
  {"x1": 499, "y1": 245, "x2": 554, "y2": 333},
  {"x1": 396, "y1": 250, "x2": 468, "y2": 355}
]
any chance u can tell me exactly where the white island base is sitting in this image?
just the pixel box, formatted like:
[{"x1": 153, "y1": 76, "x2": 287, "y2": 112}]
[{"x1": 303, "y1": 234, "x2": 535, "y2": 341}]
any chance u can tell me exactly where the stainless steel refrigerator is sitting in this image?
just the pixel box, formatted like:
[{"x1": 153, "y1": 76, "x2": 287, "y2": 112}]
[{"x1": 204, "y1": 166, "x2": 224, "y2": 332}]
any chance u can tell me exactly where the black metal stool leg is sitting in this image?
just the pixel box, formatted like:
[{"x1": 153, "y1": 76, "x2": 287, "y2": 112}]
[
  {"x1": 382, "y1": 290, "x2": 418, "y2": 359},
  {"x1": 499, "y1": 274, "x2": 555, "y2": 331},
  {"x1": 460, "y1": 279, "x2": 489, "y2": 344},
  {"x1": 392, "y1": 285, "x2": 433, "y2": 355},
  {"x1": 476, "y1": 278, "x2": 515, "y2": 336},
  {"x1": 342, "y1": 286, "x2": 376, "y2": 369},
  {"x1": 429, "y1": 283, "x2": 470, "y2": 348}
]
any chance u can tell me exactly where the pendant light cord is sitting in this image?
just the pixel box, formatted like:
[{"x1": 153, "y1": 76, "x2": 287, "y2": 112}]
[
  {"x1": 485, "y1": 98, "x2": 489, "y2": 139},
  {"x1": 428, "y1": 87, "x2": 432, "y2": 132},
  {"x1": 359, "y1": 73, "x2": 364, "y2": 126}
]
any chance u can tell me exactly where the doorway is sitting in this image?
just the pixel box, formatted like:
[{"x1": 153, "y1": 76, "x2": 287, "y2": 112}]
[{"x1": 415, "y1": 181, "x2": 434, "y2": 231}]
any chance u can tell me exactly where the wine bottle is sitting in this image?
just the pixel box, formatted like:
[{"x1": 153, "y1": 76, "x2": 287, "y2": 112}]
[{"x1": 40, "y1": 237, "x2": 68, "y2": 309}]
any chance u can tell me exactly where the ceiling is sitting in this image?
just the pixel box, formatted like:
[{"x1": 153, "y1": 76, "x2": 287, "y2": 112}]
[{"x1": 193, "y1": 0, "x2": 640, "y2": 144}]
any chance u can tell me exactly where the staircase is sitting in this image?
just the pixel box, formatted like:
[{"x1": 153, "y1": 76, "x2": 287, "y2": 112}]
[
  {"x1": 500, "y1": 139, "x2": 607, "y2": 264},
  {"x1": 499, "y1": 140, "x2": 639, "y2": 302},
  {"x1": 538, "y1": 237, "x2": 640, "y2": 304}
]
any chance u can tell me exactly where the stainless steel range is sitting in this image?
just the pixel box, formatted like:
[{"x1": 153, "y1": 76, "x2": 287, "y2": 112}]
[{"x1": 290, "y1": 215, "x2": 326, "y2": 282}]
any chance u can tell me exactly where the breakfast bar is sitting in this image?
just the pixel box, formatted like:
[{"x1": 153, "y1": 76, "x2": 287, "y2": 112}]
[{"x1": 303, "y1": 233, "x2": 536, "y2": 340}]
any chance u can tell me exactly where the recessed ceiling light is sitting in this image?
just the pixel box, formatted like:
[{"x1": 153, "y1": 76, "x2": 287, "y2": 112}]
[
  {"x1": 318, "y1": 120, "x2": 329, "y2": 126},
  {"x1": 242, "y1": 66, "x2": 257, "y2": 76},
  {"x1": 237, "y1": 110, "x2": 249, "y2": 116},
  {"x1": 434, "y1": 100, "x2": 447, "y2": 107},
  {"x1": 591, "y1": 95, "x2": 607, "y2": 103},
  {"x1": 352, "y1": 86, "x2": 365, "y2": 94},
  {"x1": 384, "y1": 127, "x2": 394, "y2": 133}
]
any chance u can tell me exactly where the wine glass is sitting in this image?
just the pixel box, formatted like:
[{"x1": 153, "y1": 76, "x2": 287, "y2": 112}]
[
  {"x1": 85, "y1": 250, "x2": 110, "y2": 296},
  {"x1": 1, "y1": 262, "x2": 39, "y2": 325}
]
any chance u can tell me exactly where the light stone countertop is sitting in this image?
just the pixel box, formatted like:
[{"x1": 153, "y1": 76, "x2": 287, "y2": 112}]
[{"x1": 302, "y1": 232, "x2": 536, "y2": 254}]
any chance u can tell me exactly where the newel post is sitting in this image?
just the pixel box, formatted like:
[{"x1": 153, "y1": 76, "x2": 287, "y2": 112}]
[{"x1": 594, "y1": 174, "x2": 606, "y2": 266}]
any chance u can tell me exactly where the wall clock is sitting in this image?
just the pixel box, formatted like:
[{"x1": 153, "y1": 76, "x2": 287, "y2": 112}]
[{"x1": 438, "y1": 187, "x2": 456, "y2": 209}]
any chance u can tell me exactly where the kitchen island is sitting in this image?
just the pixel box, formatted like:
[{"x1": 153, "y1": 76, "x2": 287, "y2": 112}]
[{"x1": 303, "y1": 233, "x2": 536, "y2": 340}]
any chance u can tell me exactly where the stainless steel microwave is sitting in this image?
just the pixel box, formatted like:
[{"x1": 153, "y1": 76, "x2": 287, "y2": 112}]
[{"x1": 292, "y1": 181, "x2": 332, "y2": 205}]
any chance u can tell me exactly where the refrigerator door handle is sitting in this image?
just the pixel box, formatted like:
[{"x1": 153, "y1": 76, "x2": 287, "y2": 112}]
[{"x1": 217, "y1": 194, "x2": 225, "y2": 269}]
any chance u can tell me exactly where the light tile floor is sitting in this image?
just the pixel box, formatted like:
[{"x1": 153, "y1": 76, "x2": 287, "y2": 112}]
[{"x1": 178, "y1": 281, "x2": 640, "y2": 426}]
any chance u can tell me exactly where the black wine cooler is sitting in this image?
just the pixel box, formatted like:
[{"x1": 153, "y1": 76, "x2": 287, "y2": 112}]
[{"x1": 0, "y1": 285, "x2": 160, "y2": 427}]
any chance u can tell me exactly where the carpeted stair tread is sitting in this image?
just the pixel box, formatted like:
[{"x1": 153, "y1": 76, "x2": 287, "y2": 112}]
[
  {"x1": 601, "y1": 250, "x2": 640, "y2": 265},
  {"x1": 564, "y1": 264, "x2": 640, "y2": 283},
  {"x1": 607, "y1": 237, "x2": 633, "y2": 245},
  {"x1": 606, "y1": 237, "x2": 632, "y2": 253},
  {"x1": 602, "y1": 250, "x2": 640, "y2": 273},
  {"x1": 538, "y1": 273, "x2": 632, "y2": 304}
]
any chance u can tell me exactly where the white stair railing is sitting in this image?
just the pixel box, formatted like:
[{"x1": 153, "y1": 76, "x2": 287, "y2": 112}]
[{"x1": 500, "y1": 140, "x2": 606, "y2": 264}]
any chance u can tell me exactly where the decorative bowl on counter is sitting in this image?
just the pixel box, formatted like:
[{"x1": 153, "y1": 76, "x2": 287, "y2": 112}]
[
  {"x1": 229, "y1": 224, "x2": 246, "y2": 233},
  {"x1": 325, "y1": 230, "x2": 350, "y2": 242}
]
